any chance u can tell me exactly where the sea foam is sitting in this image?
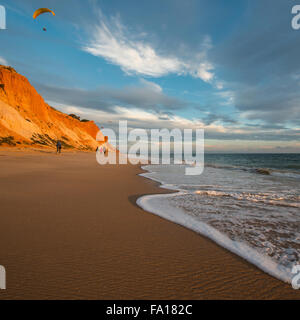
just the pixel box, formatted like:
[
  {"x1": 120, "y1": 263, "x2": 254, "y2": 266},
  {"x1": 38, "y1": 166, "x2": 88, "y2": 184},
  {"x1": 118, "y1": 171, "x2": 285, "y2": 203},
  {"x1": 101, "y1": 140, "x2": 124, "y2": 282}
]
[{"x1": 137, "y1": 164, "x2": 300, "y2": 284}]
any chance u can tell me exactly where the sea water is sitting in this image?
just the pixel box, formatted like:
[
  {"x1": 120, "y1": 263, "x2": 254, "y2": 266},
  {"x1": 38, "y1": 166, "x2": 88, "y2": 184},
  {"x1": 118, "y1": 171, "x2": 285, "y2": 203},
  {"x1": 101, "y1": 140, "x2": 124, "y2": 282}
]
[{"x1": 137, "y1": 154, "x2": 300, "y2": 283}]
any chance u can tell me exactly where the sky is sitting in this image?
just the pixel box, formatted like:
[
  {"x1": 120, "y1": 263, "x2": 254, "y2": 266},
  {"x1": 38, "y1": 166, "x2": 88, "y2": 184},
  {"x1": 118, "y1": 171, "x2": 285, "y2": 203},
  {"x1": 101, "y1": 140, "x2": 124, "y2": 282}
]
[{"x1": 0, "y1": 0, "x2": 299, "y2": 152}]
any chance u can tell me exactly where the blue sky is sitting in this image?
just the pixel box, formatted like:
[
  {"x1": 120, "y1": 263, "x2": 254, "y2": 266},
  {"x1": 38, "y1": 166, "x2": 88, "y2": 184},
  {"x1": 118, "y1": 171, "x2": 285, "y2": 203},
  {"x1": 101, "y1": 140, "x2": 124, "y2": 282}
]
[{"x1": 0, "y1": 0, "x2": 299, "y2": 152}]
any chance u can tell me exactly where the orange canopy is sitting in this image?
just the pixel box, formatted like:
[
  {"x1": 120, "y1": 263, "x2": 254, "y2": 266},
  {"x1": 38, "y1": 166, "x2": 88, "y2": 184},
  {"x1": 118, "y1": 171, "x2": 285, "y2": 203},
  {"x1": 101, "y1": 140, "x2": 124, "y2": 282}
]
[{"x1": 33, "y1": 8, "x2": 55, "y2": 19}]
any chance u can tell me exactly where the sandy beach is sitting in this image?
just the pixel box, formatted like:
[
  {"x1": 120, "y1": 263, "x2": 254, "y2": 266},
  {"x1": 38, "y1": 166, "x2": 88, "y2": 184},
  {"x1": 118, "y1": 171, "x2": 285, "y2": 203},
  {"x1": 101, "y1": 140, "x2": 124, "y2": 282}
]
[{"x1": 0, "y1": 149, "x2": 299, "y2": 300}]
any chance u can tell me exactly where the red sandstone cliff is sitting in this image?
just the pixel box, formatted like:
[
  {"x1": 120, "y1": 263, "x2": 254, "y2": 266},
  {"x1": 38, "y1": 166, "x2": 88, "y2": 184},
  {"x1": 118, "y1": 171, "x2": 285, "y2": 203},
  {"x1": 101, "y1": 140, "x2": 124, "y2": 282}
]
[{"x1": 0, "y1": 65, "x2": 104, "y2": 150}]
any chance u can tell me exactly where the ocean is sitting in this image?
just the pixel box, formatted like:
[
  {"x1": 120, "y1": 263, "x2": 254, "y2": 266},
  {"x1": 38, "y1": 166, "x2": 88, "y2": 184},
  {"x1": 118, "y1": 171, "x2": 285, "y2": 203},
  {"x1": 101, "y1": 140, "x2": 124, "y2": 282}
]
[{"x1": 137, "y1": 153, "x2": 300, "y2": 283}]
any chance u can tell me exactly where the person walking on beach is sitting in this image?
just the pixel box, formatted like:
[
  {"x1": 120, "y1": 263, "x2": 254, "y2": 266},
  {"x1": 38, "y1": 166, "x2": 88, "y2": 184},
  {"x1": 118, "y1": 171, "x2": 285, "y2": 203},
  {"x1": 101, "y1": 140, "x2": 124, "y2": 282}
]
[{"x1": 56, "y1": 140, "x2": 62, "y2": 154}]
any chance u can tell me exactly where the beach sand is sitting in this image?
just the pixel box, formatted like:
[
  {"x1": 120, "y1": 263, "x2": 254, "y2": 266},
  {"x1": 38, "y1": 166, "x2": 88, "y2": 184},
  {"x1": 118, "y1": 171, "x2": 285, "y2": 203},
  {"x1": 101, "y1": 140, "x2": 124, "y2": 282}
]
[{"x1": 0, "y1": 149, "x2": 299, "y2": 299}]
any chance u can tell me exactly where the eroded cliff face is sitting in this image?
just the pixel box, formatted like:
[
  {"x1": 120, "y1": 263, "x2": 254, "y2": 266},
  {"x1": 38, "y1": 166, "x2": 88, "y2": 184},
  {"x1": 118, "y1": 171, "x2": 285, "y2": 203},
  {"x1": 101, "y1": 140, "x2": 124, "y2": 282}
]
[{"x1": 0, "y1": 65, "x2": 103, "y2": 150}]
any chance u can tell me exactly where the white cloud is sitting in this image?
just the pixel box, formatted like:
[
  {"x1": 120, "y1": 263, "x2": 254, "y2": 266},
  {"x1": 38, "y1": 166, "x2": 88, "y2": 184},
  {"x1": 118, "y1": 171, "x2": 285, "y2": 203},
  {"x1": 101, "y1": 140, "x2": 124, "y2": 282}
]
[
  {"x1": 140, "y1": 79, "x2": 162, "y2": 93},
  {"x1": 0, "y1": 56, "x2": 8, "y2": 66},
  {"x1": 192, "y1": 62, "x2": 214, "y2": 82},
  {"x1": 82, "y1": 13, "x2": 214, "y2": 82},
  {"x1": 215, "y1": 90, "x2": 235, "y2": 105},
  {"x1": 215, "y1": 81, "x2": 224, "y2": 90}
]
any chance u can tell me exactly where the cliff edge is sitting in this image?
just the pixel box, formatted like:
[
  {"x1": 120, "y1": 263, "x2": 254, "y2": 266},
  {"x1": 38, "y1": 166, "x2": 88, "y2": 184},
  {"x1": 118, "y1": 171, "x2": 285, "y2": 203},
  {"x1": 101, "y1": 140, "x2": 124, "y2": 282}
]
[{"x1": 0, "y1": 65, "x2": 103, "y2": 150}]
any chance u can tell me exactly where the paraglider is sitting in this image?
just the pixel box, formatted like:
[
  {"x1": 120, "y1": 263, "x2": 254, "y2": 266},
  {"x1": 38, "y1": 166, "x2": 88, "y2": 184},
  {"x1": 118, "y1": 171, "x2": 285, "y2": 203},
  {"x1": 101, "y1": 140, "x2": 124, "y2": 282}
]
[
  {"x1": 33, "y1": 8, "x2": 55, "y2": 19},
  {"x1": 33, "y1": 8, "x2": 55, "y2": 32}
]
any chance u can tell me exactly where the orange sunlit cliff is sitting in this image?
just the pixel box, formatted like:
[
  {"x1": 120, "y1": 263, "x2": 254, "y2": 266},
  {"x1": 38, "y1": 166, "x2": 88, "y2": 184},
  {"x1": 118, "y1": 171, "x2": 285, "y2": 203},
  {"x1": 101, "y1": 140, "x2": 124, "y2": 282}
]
[{"x1": 0, "y1": 65, "x2": 103, "y2": 150}]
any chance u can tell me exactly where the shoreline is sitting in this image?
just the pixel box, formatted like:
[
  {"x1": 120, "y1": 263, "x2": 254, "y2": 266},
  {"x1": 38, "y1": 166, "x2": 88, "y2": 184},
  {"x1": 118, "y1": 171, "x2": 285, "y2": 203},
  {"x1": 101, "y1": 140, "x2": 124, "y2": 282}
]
[
  {"x1": 0, "y1": 150, "x2": 299, "y2": 299},
  {"x1": 136, "y1": 165, "x2": 293, "y2": 285}
]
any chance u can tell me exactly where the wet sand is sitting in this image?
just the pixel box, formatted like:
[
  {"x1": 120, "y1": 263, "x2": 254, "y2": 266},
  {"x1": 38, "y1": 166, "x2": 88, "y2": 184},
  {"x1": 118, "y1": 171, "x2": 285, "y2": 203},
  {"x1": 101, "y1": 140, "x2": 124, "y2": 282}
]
[{"x1": 0, "y1": 149, "x2": 299, "y2": 299}]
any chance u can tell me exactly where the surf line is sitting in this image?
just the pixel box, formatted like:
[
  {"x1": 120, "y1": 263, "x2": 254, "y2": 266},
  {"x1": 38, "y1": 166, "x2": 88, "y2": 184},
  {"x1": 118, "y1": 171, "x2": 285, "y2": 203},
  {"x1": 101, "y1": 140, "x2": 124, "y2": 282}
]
[{"x1": 106, "y1": 304, "x2": 140, "y2": 318}]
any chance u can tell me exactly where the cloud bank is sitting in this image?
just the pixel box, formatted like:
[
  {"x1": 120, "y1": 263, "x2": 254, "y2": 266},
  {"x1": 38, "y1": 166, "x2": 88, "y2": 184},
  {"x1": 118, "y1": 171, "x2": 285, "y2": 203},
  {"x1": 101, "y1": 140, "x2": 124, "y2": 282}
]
[{"x1": 35, "y1": 79, "x2": 188, "y2": 113}]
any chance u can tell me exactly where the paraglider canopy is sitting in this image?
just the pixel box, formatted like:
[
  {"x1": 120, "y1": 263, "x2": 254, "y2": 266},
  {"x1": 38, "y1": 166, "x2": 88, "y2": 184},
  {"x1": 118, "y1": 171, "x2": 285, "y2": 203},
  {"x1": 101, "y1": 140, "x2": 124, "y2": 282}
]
[{"x1": 33, "y1": 8, "x2": 55, "y2": 19}]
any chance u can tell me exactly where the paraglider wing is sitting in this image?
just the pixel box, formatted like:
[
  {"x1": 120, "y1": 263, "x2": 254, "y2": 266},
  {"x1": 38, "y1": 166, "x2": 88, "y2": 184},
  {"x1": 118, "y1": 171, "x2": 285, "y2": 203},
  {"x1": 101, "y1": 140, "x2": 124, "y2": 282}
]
[{"x1": 33, "y1": 8, "x2": 55, "y2": 19}]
